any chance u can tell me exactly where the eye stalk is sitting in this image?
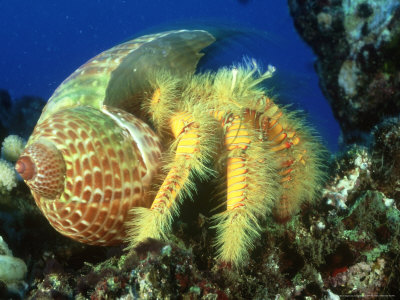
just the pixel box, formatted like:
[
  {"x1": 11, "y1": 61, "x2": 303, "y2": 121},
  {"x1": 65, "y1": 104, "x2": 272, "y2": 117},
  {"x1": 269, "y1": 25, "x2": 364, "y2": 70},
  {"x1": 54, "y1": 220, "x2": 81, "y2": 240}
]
[{"x1": 16, "y1": 139, "x2": 66, "y2": 200}]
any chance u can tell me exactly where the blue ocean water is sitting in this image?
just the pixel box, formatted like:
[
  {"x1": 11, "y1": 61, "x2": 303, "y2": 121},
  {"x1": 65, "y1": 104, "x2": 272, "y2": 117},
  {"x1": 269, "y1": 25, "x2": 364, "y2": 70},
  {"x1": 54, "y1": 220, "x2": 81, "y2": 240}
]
[{"x1": 0, "y1": 0, "x2": 340, "y2": 151}]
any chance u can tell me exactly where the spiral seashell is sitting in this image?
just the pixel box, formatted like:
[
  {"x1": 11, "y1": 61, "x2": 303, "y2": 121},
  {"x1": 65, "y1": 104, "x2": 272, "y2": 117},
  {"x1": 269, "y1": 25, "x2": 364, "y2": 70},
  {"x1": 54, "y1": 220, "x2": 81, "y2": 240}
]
[
  {"x1": 16, "y1": 30, "x2": 216, "y2": 245},
  {"x1": 18, "y1": 106, "x2": 162, "y2": 245}
]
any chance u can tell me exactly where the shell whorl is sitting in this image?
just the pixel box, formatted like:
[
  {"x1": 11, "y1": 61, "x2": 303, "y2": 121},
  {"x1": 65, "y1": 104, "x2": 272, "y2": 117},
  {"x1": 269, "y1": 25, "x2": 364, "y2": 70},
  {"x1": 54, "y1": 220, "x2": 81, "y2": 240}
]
[{"x1": 22, "y1": 106, "x2": 161, "y2": 245}]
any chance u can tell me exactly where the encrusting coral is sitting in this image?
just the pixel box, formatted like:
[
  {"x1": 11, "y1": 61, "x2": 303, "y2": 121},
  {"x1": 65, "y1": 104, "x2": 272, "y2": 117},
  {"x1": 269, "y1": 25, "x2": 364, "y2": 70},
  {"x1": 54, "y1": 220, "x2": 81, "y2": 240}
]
[
  {"x1": 288, "y1": 0, "x2": 400, "y2": 144},
  {"x1": 371, "y1": 118, "x2": 400, "y2": 200}
]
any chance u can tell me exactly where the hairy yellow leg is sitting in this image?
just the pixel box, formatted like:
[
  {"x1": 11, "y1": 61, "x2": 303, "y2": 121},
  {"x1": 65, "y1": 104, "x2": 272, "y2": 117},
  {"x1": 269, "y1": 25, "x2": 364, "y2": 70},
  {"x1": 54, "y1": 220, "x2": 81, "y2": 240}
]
[
  {"x1": 126, "y1": 112, "x2": 203, "y2": 246},
  {"x1": 257, "y1": 99, "x2": 315, "y2": 223},
  {"x1": 213, "y1": 112, "x2": 275, "y2": 267},
  {"x1": 150, "y1": 112, "x2": 199, "y2": 212},
  {"x1": 225, "y1": 116, "x2": 252, "y2": 209}
]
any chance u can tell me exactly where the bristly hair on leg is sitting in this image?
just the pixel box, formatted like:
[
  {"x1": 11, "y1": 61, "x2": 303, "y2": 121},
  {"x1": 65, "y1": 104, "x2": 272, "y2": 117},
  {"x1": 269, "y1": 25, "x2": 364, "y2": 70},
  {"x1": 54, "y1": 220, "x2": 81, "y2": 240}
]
[{"x1": 142, "y1": 70, "x2": 183, "y2": 133}]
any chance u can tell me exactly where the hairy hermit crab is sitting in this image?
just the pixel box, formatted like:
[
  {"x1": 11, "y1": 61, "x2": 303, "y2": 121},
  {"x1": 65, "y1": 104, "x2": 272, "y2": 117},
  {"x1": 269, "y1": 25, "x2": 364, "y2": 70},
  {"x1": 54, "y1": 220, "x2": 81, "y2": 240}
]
[{"x1": 16, "y1": 29, "x2": 325, "y2": 266}]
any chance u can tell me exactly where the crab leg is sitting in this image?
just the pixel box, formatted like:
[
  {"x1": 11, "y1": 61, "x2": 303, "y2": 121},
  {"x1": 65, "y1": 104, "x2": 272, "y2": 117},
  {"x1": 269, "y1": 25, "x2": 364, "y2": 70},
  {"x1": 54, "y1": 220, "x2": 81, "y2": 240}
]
[
  {"x1": 212, "y1": 111, "x2": 278, "y2": 266},
  {"x1": 127, "y1": 111, "x2": 215, "y2": 245},
  {"x1": 224, "y1": 115, "x2": 253, "y2": 210},
  {"x1": 253, "y1": 96, "x2": 324, "y2": 224},
  {"x1": 257, "y1": 99, "x2": 315, "y2": 223},
  {"x1": 151, "y1": 112, "x2": 199, "y2": 211}
]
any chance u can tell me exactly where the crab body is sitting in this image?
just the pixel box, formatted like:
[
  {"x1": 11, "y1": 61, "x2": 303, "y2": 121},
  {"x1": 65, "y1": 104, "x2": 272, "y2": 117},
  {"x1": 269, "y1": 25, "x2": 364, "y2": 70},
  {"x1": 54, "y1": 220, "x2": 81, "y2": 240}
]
[{"x1": 17, "y1": 29, "x2": 325, "y2": 266}]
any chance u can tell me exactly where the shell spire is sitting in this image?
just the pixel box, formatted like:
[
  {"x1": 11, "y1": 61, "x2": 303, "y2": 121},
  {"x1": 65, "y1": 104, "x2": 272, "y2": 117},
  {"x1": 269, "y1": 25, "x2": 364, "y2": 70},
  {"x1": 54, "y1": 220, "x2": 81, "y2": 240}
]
[
  {"x1": 16, "y1": 139, "x2": 66, "y2": 199},
  {"x1": 15, "y1": 156, "x2": 34, "y2": 180}
]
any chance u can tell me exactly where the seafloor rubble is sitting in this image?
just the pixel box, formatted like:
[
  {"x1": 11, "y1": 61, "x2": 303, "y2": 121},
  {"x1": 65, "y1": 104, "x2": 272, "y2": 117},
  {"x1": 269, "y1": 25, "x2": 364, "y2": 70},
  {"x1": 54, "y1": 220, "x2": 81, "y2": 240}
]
[
  {"x1": 1, "y1": 141, "x2": 400, "y2": 298},
  {"x1": 288, "y1": 0, "x2": 400, "y2": 145}
]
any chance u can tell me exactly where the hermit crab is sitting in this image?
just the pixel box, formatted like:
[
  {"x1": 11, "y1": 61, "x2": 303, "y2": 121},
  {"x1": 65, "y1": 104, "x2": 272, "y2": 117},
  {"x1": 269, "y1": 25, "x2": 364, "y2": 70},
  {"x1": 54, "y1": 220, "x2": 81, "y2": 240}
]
[{"x1": 16, "y1": 29, "x2": 325, "y2": 266}]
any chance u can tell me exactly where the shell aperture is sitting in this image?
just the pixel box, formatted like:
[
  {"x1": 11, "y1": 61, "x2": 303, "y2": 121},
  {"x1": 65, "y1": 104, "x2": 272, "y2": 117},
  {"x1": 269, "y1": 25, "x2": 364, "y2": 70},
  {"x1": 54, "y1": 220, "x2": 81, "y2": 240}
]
[
  {"x1": 104, "y1": 30, "x2": 216, "y2": 114},
  {"x1": 38, "y1": 30, "x2": 215, "y2": 124}
]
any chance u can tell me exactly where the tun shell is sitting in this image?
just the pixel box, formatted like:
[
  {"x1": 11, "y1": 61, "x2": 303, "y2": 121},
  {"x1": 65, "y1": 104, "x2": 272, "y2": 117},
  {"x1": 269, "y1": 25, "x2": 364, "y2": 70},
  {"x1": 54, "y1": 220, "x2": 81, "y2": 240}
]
[{"x1": 17, "y1": 30, "x2": 216, "y2": 245}]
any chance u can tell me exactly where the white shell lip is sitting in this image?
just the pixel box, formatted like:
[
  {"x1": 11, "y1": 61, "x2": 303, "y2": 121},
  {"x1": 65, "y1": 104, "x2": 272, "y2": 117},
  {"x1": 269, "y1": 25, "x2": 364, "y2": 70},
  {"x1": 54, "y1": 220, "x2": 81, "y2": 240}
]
[{"x1": 101, "y1": 105, "x2": 162, "y2": 188}]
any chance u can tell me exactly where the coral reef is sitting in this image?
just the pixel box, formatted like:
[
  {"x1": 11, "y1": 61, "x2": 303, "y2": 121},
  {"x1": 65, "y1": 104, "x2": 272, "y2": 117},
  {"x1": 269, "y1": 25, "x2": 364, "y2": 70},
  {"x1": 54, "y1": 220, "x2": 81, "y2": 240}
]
[
  {"x1": 1, "y1": 135, "x2": 26, "y2": 162},
  {"x1": 0, "y1": 90, "x2": 12, "y2": 141},
  {"x1": 0, "y1": 120, "x2": 399, "y2": 298},
  {"x1": 288, "y1": 0, "x2": 400, "y2": 144},
  {"x1": 328, "y1": 259, "x2": 387, "y2": 295},
  {"x1": 0, "y1": 159, "x2": 18, "y2": 194},
  {"x1": 0, "y1": 90, "x2": 46, "y2": 141},
  {"x1": 285, "y1": 4, "x2": 400, "y2": 294},
  {"x1": 371, "y1": 118, "x2": 400, "y2": 200},
  {"x1": 8, "y1": 149, "x2": 397, "y2": 298},
  {"x1": 0, "y1": 134, "x2": 25, "y2": 196},
  {"x1": 2, "y1": 143, "x2": 397, "y2": 298},
  {"x1": 0, "y1": 236, "x2": 28, "y2": 298}
]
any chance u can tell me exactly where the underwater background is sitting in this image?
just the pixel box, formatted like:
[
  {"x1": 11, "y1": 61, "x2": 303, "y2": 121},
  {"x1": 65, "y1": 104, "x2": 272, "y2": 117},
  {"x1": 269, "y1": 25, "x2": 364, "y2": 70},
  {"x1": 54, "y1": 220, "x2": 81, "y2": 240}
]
[
  {"x1": 0, "y1": 0, "x2": 340, "y2": 151},
  {"x1": 1, "y1": 0, "x2": 400, "y2": 299}
]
